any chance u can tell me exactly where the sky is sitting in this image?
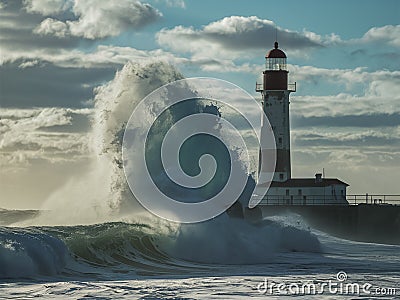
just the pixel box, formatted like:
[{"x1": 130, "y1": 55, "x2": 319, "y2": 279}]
[{"x1": 0, "y1": 0, "x2": 399, "y2": 209}]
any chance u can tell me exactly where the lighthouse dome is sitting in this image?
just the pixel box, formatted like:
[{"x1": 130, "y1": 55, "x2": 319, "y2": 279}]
[{"x1": 266, "y1": 42, "x2": 287, "y2": 58}]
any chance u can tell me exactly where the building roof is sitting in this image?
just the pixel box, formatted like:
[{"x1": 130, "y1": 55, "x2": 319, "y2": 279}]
[
  {"x1": 266, "y1": 42, "x2": 287, "y2": 59},
  {"x1": 259, "y1": 178, "x2": 349, "y2": 188}
]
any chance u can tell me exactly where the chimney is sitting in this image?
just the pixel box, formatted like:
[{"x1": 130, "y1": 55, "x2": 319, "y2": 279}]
[{"x1": 315, "y1": 173, "x2": 322, "y2": 183}]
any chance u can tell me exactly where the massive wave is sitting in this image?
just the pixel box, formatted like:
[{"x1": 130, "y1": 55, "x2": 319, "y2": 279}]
[{"x1": 0, "y1": 215, "x2": 322, "y2": 279}]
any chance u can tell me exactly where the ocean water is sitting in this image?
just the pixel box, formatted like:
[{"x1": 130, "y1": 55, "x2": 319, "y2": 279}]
[{"x1": 0, "y1": 211, "x2": 399, "y2": 299}]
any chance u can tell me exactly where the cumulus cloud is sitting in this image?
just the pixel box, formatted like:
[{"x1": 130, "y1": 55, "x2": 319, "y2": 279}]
[
  {"x1": 358, "y1": 25, "x2": 400, "y2": 47},
  {"x1": 156, "y1": 16, "x2": 335, "y2": 60},
  {"x1": 32, "y1": 0, "x2": 162, "y2": 39},
  {"x1": 23, "y1": 0, "x2": 71, "y2": 15},
  {"x1": 34, "y1": 17, "x2": 69, "y2": 37}
]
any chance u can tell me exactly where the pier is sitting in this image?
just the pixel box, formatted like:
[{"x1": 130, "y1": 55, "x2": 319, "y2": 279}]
[{"x1": 256, "y1": 194, "x2": 400, "y2": 245}]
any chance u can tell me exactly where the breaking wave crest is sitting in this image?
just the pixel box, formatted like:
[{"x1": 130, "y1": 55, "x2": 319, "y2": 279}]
[
  {"x1": 0, "y1": 216, "x2": 321, "y2": 279},
  {"x1": 0, "y1": 227, "x2": 68, "y2": 278}
]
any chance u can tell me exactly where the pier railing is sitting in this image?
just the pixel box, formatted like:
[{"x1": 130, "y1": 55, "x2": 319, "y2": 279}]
[
  {"x1": 258, "y1": 194, "x2": 400, "y2": 206},
  {"x1": 347, "y1": 194, "x2": 400, "y2": 205}
]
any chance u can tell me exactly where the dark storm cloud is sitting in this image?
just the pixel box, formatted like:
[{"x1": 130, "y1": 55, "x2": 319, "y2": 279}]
[
  {"x1": 0, "y1": 62, "x2": 114, "y2": 108},
  {"x1": 292, "y1": 113, "x2": 400, "y2": 128}
]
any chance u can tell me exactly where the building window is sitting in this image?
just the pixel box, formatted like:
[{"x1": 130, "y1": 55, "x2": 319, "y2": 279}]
[
  {"x1": 303, "y1": 196, "x2": 307, "y2": 205},
  {"x1": 285, "y1": 189, "x2": 289, "y2": 196},
  {"x1": 279, "y1": 174, "x2": 284, "y2": 180},
  {"x1": 278, "y1": 137, "x2": 282, "y2": 144},
  {"x1": 298, "y1": 189, "x2": 302, "y2": 196},
  {"x1": 341, "y1": 190, "x2": 344, "y2": 195}
]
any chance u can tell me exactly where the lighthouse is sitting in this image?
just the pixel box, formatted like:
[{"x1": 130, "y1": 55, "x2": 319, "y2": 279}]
[
  {"x1": 257, "y1": 41, "x2": 295, "y2": 183},
  {"x1": 256, "y1": 42, "x2": 349, "y2": 205}
]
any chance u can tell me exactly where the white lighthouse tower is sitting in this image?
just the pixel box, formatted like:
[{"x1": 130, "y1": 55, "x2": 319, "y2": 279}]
[{"x1": 257, "y1": 41, "x2": 295, "y2": 183}]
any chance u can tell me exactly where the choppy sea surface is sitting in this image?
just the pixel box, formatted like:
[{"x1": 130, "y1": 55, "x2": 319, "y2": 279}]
[{"x1": 0, "y1": 209, "x2": 399, "y2": 299}]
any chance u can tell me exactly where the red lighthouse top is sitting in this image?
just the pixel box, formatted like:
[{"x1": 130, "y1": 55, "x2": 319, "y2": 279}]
[
  {"x1": 260, "y1": 41, "x2": 288, "y2": 90},
  {"x1": 256, "y1": 42, "x2": 295, "y2": 92},
  {"x1": 266, "y1": 42, "x2": 287, "y2": 58}
]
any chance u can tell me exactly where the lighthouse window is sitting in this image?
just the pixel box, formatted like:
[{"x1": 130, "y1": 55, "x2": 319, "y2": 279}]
[
  {"x1": 278, "y1": 137, "x2": 282, "y2": 144},
  {"x1": 266, "y1": 58, "x2": 287, "y2": 71}
]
